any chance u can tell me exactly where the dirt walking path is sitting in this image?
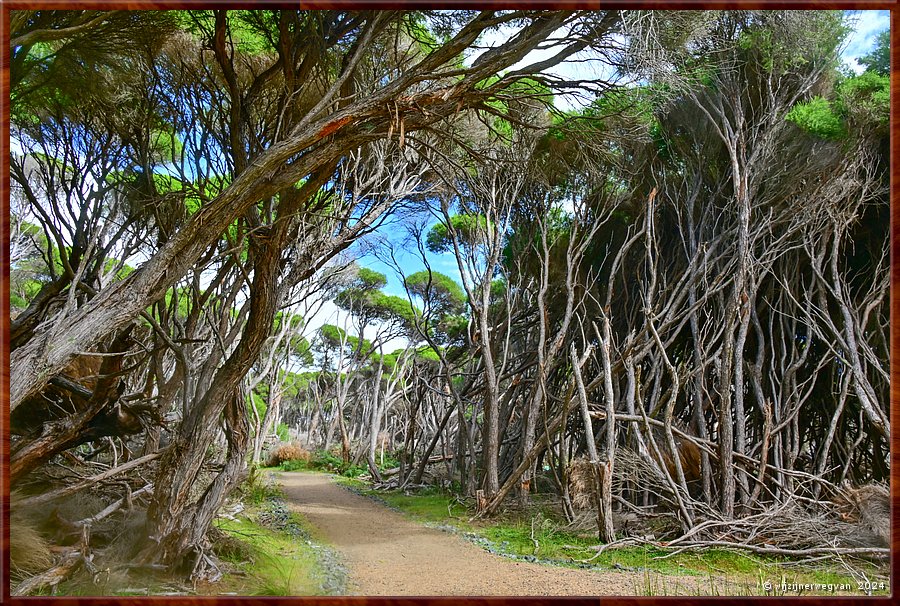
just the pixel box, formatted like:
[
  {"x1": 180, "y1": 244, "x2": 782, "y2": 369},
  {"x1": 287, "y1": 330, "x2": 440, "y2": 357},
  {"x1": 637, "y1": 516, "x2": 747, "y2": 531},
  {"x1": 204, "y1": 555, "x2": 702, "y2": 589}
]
[{"x1": 276, "y1": 471, "x2": 721, "y2": 596}]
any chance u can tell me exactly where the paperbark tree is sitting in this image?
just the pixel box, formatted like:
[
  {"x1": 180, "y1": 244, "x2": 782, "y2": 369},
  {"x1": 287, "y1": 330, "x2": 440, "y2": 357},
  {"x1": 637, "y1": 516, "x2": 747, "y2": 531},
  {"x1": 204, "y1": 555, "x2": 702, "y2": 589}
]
[{"x1": 11, "y1": 9, "x2": 612, "y2": 411}]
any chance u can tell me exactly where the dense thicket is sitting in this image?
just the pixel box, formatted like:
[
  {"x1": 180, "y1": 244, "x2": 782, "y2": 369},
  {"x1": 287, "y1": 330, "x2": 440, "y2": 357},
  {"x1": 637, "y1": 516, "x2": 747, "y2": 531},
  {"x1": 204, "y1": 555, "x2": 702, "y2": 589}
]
[{"x1": 8, "y1": 9, "x2": 889, "y2": 590}]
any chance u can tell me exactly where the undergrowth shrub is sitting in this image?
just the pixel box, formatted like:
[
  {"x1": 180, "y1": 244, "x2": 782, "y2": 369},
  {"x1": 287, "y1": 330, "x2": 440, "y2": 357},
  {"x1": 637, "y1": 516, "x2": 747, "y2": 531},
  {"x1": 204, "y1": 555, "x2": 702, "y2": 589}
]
[
  {"x1": 311, "y1": 450, "x2": 366, "y2": 477},
  {"x1": 242, "y1": 466, "x2": 281, "y2": 505},
  {"x1": 280, "y1": 459, "x2": 306, "y2": 471},
  {"x1": 266, "y1": 442, "x2": 310, "y2": 468},
  {"x1": 270, "y1": 446, "x2": 374, "y2": 477}
]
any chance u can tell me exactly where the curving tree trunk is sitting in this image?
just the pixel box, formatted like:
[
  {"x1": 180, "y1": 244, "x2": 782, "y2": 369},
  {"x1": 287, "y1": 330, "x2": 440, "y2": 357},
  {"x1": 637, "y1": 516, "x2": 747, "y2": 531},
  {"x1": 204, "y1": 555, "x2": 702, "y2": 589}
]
[{"x1": 142, "y1": 230, "x2": 281, "y2": 571}]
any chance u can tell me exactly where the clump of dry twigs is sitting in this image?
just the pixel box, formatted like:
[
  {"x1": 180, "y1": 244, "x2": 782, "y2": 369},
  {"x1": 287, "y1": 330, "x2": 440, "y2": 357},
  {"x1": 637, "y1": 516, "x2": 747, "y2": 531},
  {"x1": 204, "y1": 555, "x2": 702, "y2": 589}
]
[{"x1": 573, "y1": 447, "x2": 890, "y2": 563}]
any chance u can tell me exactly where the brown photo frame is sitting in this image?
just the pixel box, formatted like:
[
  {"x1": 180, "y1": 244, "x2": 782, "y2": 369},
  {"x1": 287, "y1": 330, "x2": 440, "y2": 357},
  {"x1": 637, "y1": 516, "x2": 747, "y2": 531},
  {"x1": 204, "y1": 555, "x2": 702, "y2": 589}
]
[{"x1": 2, "y1": 2, "x2": 896, "y2": 604}]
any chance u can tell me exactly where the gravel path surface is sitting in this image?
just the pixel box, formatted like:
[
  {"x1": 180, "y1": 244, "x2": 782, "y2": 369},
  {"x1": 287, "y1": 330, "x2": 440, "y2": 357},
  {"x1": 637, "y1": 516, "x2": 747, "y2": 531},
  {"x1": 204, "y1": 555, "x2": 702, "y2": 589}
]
[{"x1": 276, "y1": 471, "x2": 720, "y2": 596}]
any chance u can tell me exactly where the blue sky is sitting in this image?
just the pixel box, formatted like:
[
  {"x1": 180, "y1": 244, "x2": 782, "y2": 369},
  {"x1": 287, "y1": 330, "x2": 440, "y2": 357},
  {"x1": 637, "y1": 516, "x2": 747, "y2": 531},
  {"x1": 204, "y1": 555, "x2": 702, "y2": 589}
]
[
  {"x1": 315, "y1": 10, "x2": 890, "y2": 352},
  {"x1": 843, "y1": 10, "x2": 889, "y2": 72}
]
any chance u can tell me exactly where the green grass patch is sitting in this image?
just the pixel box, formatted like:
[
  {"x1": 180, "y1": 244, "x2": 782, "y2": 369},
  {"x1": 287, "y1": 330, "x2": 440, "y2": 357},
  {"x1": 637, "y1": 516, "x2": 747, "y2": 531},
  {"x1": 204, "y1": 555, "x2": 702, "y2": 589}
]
[
  {"x1": 363, "y1": 486, "x2": 467, "y2": 525},
  {"x1": 210, "y1": 469, "x2": 339, "y2": 596},
  {"x1": 213, "y1": 510, "x2": 324, "y2": 595}
]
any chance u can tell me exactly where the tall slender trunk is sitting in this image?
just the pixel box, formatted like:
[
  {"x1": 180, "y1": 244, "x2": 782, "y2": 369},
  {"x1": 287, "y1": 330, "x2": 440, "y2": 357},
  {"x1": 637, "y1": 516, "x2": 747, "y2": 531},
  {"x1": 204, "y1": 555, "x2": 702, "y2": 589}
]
[
  {"x1": 479, "y1": 306, "x2": 501, "y2": 497},
  {"x1": 686, "y1": 202, "x2": 713, "y2": 504},
  {"x1": 596, "y1": 318, "x2": 618, "y2": 543},
  {"x1": 366, "y1": 361, "x2": 385, "y2": 480},
  {"x1": 253, "y1": 387, "x2": 282, "y2": 464}
]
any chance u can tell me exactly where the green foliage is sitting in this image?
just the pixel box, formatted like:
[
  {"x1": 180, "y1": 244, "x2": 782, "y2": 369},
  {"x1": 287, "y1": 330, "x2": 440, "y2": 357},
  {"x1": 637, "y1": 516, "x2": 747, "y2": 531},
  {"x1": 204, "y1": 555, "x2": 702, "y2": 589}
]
[
  {"x1": 317, "y1": 323, "x2": 346, "y2": 346},
  {"x1": 333, "y1": 268, "x2": 389, "y2": 317},
  {"x1": 785, "y1": 96, "x2": 845, "y2": 140},
  {"x1": 490, "y1": 278, "x2": 507, "y2": 300},
  {"x1": 293, "y1": 450, "x2": 368, "y2": 477},
  {"x1": 375, "y1": 292, "x2": 421, "y2": 327},
  {"x1": 273, "y1": 311, "x2": 304, "y2": 332},
  {"x1": 426, "y1": 214, "x2": 489, "y2": 253},
  {"x1": 473, "y1": 75, "x2": 554, "y2": 142},
  {"x1": 177, "y1": 10, "x2": 277, "y2": 55},
  {"x1": 248, "y1": 390, "x2": 267, "y2": 420},
  {"x1": 240, "y1": 466, "x2": 281, "y2": 505},
  {"x1": 401, "y1": 12, "x2": 442, "y2": 54},
  {"x1": 10, "y1": 292, "x2": 27, "y2": 310},
  {"x1": 317, "y1": 324, "x2": 373, "y2": 358},
  {"x1": 404, "y1": 270, "x2": 466, "y2": 315},
  {"x1": 838, "y1": 70, "x2": 890, "y2": 132},
  {"x1": 161, "y1": 286, "x2": 197, "y2": 320},
  {"x1": 506, "y1": 76, "x2": 553, "y2": 105},
  {"x1": 586, "y1": 86, "x2": 656, "y2": 124},
  {"x1": 10, "y1": 278, "x2": 45, "y2": 310},
  {"x1": 858, "y1": 29, "x2": 889, "y2": 76},
  {"x1": 356, "y1": 267, "x2": 388, "y2": 290},
  {"x1": 271, "y1": 312, "x2": 313, "y2": 366},
  {"x1": 148, "y1": 129, "x2": 184, "y2": 164},
  {"x1": 289, "y1": 336, "x2": 314, "y2": 367},
  {"x1": 279, "y1": 370, "x2": 318, "y2": 398},
  {"x1": 786, "y1": 68, "x2": 889, "y2": 140},
  {"x1": 439, "y1": 313, "x2": 469, "y2": 343},
  {"x1": 371, "y1": 349, "x2": 401, "y2": 371},
  {"x1": 414, "y1": 344, "x2": 442, "y2": 362},
  {"x1": 737, "y1": 12, "x2": 847, "y2": 74},
  {"x1": 279, "y1": 459, "x2": 308, "y2": 472},
  {"x1": 335, "y1": 284, "x2": 421, "y2": 331},
  {"x1": 276, "y1": 423, "x2": 290, "y2": 443},
  {"x1": 102, "y1": 257, "x2": 135, "y2": 281}
]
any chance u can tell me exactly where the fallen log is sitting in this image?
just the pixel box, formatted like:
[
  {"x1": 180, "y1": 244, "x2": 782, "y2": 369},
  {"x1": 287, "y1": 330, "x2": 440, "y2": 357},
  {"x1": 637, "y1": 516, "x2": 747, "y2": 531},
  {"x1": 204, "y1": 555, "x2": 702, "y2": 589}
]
[
  {"x1": 17, "y1": 452, "x2": 160, "y2": 508},
  {"x1": 12, "y1": 549, "x2": 82, "y2": 596}
]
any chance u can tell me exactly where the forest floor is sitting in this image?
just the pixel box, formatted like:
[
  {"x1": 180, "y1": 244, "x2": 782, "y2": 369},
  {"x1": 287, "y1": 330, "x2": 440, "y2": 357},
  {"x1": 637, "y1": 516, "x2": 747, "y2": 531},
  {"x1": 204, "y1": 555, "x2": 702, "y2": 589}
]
[{"x1": 277, "y1": 470, "x2": 748, "y2": 596}]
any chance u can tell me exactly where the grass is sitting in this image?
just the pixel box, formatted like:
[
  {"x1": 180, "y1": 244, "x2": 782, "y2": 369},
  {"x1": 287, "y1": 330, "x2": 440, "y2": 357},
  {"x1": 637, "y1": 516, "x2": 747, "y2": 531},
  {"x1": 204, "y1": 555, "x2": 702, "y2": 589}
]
[
  {"x1": 210, "y1": 471, "x2": 337, "y2": 596},
  {"x1": 347, "y1": 482, "x2": 890, "y2": 597},
  {"x1": 213, "y1": 513, "x2": 323, "y2": 596}
]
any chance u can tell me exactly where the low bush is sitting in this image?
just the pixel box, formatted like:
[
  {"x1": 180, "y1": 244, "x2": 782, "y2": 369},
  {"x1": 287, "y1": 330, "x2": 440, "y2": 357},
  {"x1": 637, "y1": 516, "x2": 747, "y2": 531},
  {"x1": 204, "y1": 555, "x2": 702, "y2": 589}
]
[
  {"x1": 310, "y1": 451, "x2": 366, "y2": 477},
  {"x1": 280, "y1": 459, "x2": 307, "y2": 472},
  {"x1": 241, "y1": 466, "x2": 282, "y2": 505},
  {"x1": 266, "y1": 442, "x2": 310, "y2": 468}
]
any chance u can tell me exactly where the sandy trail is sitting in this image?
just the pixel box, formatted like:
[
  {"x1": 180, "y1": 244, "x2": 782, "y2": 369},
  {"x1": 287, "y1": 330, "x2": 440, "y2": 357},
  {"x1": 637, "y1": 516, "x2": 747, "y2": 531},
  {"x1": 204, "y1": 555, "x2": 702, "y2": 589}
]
[{"x1": 276, "y1": 471, "x2": 716, "y2": 596}]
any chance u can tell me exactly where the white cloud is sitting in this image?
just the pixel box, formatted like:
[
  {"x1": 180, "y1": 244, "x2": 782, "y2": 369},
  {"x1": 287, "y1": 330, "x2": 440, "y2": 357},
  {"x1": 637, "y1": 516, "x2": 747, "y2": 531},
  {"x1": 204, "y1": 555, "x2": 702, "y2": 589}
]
[
  {"x1": 842, "y1": 10, "x2": 889, "y2": 74},
  {"x1": 464, "y1": 22, "x2": 618, "y2": 111}
]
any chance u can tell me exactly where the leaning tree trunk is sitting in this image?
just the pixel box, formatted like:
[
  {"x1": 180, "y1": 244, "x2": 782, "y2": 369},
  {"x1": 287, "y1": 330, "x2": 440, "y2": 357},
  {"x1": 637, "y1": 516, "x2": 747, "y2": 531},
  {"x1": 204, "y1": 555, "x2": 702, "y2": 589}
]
[
  {"x1": 185, "y1": 388, "x2": 251, "y2": 578},
  {"x1": 10, "y1": 327, "x2": 134, "y2": 484},
  {"x1": 142, "y1": 231, "x2": 280, "y2": 572}
]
